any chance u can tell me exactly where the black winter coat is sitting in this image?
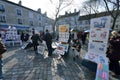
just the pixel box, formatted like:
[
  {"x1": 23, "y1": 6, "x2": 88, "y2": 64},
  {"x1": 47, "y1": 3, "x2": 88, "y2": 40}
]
[{"x1": 107, "y1": 36, "x2": 120, "y2": 60}]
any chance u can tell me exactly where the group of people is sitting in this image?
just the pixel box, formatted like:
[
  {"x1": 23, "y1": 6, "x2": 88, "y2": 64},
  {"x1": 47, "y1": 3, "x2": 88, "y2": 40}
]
[
  {"x1": 42, "y1": 29, "x2": 120, "y2": 79},
  {"x1": 0, "y1": 29, "x2": 120, "y2": 79},
  {"x1": 30, "y1": 29, "x2": 53, "y2": 56}
]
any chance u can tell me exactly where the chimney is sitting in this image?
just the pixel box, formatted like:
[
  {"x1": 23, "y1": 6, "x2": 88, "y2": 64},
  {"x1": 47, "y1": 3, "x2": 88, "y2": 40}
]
[
  {"x1": 18, "y1": 0, "x2": 22, "y2": 5},
  {"x1": 74, "y1": 9, "x2": 76, "y2": 12},
  {"x1": 37, "y1": 8, "x2": 41, "y2": 13},
  {"x1": 65, "y1": 11, "x2": 68, "y2": 15},
  {"x1": 44, "y1": 12, "x2": 47, "y2": 16}
]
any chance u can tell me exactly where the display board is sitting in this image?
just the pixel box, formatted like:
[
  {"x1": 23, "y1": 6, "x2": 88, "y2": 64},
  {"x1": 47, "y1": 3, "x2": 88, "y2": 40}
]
[
  {"x1": 5, "y1": 26, "x2": 22, "y2": 46},
  {"x1": 84, "y1": 16, "x2": 111, "y2": 80},
  {"x1": 59, "y1": 25, "x2": 69, "y2": 43},
  {"x1": 85, "y1": 16, "x2": 111, "y2": 64}
]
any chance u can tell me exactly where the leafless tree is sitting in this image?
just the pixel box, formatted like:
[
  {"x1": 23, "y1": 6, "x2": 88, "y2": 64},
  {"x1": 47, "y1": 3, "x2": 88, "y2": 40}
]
[
  {"x1": 103, "y1": 0, "x2": 120, "y2": 29},
  {"x1": 81, "y1": 0, "x2": 102, "y2": 15},
  {"x1": 49, "y1": 0, "x2": 74, "y2": 37},
  {"x1": 80, "y1": 0, "x2": 102, "y2": 25},
  {"x1": 81, "y1": 0, "x2": 120, "y2": 30}
]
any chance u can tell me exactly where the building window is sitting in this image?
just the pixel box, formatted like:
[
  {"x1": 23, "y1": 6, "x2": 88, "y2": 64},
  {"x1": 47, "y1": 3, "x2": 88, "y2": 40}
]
[
  {"x1": 38, "y1": 15, "x2": 42, "y2": 21},
  {"x1": 29, "y1": 12, "x2": 33, "y2": 19},
  {"x1": 0, "y1": 15, "x2": 6, "y2": 22},
  {"x1": 18, "y1": 18, "x2": 22, "y2": 24},
  {"x1": 39, "y1": 23, "x2": 41, "y2": 26},
  {"x1": 116, "y1": 25, "x2": 118, "y2": 29},
  {"x1": 79, "y1": 21, "x2": 82, "y2": 25},
  {"x1": 29, "y1": 20, "x2": 34, "y2": 26},
  {"x1": 85, "y1": 20, "x2": 89, "y2": 24},
  {"x1": 0, "y1": 4, "x2": 5, "y2": 12},
  {"x1": 16, "y1": 9, "x2": 22, "y2": 16}
]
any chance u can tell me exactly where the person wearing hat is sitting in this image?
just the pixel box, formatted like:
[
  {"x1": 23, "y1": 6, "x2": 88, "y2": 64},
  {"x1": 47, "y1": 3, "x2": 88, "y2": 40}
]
[{"x1": 107, "y1": 31, "x2": 120, "y2": 78}]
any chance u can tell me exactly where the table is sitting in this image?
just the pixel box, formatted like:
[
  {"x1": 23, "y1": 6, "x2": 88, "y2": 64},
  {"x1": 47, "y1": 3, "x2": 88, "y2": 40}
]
[{"x1": 5, "y1": 40, "x2": 22, "y2": 46}]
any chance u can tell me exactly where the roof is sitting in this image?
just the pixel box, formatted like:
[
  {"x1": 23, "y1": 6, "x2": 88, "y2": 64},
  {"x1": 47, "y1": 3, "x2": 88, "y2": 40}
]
[
  {"x1": 57, "y1": 11, "x2": 80, "y2": 20},
  {"x1": 1, "y1": 0, "x2": 41, "y2": 14},
  {"x1": 78, "y1": 11, "x2": 111, "y2": 21}
]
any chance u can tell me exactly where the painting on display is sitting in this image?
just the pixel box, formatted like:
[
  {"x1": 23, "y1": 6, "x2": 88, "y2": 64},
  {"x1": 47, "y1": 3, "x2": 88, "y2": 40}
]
[
  {"x1": 90, "y1": 16, "x2": 111, "y2": 29},
  {"x1": 85, "y1": 52, "x2": 109, "y2": 64},
  {"x1": 88, "y1": 42, "x2": 107, "y2": 55},
  {"x1": 59, "y1": 25, "x2": 69, "y2": 32},
  {"x1": 89, "y1": 28, "x2": 109, "y2": 42},
  {"x1": 95, "y1": 62, "x2": 109, "y2": 80},
  {"x1": 53, "y1": 44, "x2": 69, "y2": 55},
  {"x1": 37, "y1": 45, "x2": 45, "y2": 55}
]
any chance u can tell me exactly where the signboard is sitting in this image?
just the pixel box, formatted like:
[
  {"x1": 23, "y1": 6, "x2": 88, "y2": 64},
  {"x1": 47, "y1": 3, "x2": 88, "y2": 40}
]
[
  {"x1": 85, "y1": 16, "x2": 111, "y2": 80},
  {"x1": 59, "y1": 25, "x2": 69, "y2": 42},
  {"x1": 37, "y1": 45, "x2": 45, "y2": 55},
  {"x1": 85, "y1": 16, "x2": 111, "y2": 63}
]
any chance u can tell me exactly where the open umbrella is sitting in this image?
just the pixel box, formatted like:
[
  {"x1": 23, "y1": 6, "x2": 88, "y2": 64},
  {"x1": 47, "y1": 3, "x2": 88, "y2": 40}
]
[{"x1": 84, "y1": 30, "x2": 90, "y2": 33}]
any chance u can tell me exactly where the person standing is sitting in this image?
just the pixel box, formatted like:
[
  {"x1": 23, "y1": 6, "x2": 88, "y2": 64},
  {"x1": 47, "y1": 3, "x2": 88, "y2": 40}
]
[
  {"x1": 43, "y1": 29, "x2": 53, "y2": 56},
  {"x1": 0, "y1": 34, "x2": 7, "y2": 79},
  {"x1": 107, "y1": 31, "x2": 120, "y2": 78},
  {"x1": 31, "y1": 31, "x2": 42, "y2": 54},
  {"x1": 81, "y1": 32, "x2": 87, "y2": 45},
  {"x1": 20, "y1": 32, "x2": 24, "y2": 42}
]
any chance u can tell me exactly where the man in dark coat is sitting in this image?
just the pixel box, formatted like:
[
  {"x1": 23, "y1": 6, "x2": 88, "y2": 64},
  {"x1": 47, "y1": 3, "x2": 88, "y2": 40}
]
[
  {"x1": 31, "y1": 31, "x2": 42, "y2": 54},
  {"x1": 43, "y1": 29, "x2": 53, "y2": 56}
]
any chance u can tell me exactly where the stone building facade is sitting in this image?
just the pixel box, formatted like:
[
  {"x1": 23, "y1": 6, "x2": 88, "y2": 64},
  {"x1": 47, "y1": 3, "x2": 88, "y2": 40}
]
[
  {"x1": 57, "y1": 11, "x2": 120, "y2": 32},
  {"x1": 0, "y1": 0, "x2": 54, "y2": 32},
  {"x1": 56, "y1": 10, "x2": 80, "y2": 32}
]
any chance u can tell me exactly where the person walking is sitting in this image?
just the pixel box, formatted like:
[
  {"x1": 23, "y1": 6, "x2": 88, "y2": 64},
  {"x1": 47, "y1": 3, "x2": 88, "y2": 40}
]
[
  {"x1": 43, "y1": 29, "x2": 53, "y2": 56},
  {"x1": 107, "y1": 31, "x2": 120, "y2": 78},
  {"x1": 0, "y1": 34, "x2": 7, "y2": 79},
  {"x1": 31, "y1": 31, "x2": 42, "y2": 54}
]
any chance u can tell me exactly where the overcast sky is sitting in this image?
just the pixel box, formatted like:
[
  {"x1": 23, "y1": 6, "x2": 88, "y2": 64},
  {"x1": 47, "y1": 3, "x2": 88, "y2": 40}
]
[{"x1": 8, "y1": 0, "x2": 84, "y2": 18}]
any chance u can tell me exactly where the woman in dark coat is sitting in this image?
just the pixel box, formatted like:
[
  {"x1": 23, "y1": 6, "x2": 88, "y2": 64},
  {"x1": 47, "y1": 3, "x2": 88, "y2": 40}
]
[{"x1": 107, "y1": 31, "x2": 120, "y2": 77}]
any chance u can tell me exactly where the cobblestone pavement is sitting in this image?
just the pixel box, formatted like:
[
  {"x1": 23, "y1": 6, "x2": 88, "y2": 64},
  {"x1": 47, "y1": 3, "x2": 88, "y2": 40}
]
[{"x1": 2, "y1": 46, "x2": 120, "y2": 80}]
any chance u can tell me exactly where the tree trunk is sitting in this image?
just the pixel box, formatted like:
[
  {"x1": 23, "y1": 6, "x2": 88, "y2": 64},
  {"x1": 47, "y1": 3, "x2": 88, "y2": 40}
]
[{"x1": 111, "y1": 17, "x2": 117, "y2": 30}]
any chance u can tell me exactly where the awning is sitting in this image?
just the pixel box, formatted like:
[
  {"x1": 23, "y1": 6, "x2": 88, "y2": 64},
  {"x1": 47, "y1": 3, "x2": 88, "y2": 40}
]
[
  {"x1": 0, "y1": 25, "x2": 30, "y2": 30},
  {"x1": 14, "y1": 26, "x2": 30, "y2": 30},
  {"x1": 84, "y1": 30, "x2": 90, "y2": 33}
]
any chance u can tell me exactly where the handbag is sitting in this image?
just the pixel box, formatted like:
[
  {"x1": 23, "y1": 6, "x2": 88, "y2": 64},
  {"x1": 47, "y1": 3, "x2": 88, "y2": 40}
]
[
  {"x1": 0, "y1": 42, "x2": 7, "y2": 54},
  {"x1": 37, "y1": 45, "x2": 45, "y2": 55}
]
